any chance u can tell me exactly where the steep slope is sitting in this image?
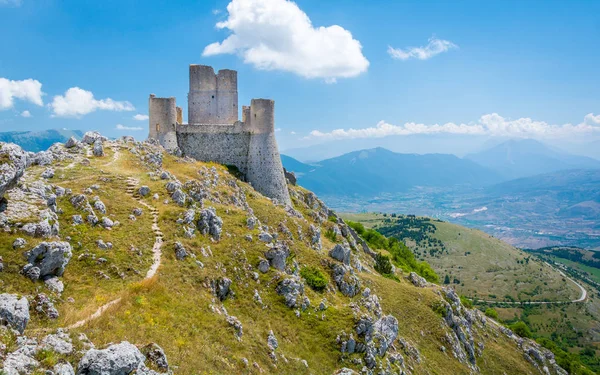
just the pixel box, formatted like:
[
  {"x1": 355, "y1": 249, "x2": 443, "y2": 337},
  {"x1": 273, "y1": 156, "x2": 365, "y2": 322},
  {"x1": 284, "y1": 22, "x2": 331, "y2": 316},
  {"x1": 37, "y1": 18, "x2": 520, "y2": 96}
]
[
  {"x1": 340, "y1": 213, "x2": 582, "y2": 303},
  {"x1": 286, "y1": 148, "x2": 501, "y2": 197},
  {"x1": 465, "y1": 139, "x2": 600, "y2": 179},
  {"x1": 0, "y1": 129, "x2": 84, "y2": 152},
  {"x1": 0, "y1": 136, "x2": 568, "y2": 375}
]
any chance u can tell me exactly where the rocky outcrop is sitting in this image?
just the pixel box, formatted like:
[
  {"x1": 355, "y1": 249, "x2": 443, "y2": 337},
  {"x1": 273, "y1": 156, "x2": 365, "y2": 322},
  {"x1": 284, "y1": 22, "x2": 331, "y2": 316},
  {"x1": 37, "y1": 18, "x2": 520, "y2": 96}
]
[
  {"x1": 82, "y1": 131, "x2": 107, "y2": 145},
  {"x1": 264, "y1": 242, "x2": 290, "y2": 271},
  {"x1": 409, "y1": 272, "x2": 428, "y2": 288},
  {"x1": 23, "y1": 241, "x2": 72, "y2": 280},
  {"x1": 332, "y1": 264, "x2": 361, "y2": 297},
  {"x1": 214, "y1": 277, "x2": 232, "y2": 301},
  {"x1": 276, "y1": 276, "x2": 304, "y2": 308},
  {"x1": 329, "y1": 244, "x2": 351, "y2": 265},
  {"x1": 197, "y1": 207, "x2": 223, "y2": 240},
  {"x1": 76, "y1": 341, "x2": 145, "y2": 375},
  {"x1": 0, "y1": 142, "x2": 28, "y2": 199},
  {"x1": 0, "y1": 293, "x2": 30, "y2": 334}
]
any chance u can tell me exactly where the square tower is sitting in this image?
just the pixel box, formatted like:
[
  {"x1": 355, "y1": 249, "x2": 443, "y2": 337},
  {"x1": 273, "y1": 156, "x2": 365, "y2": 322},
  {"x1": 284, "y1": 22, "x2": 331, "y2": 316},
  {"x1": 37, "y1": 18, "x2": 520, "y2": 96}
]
[{"x1": 188, "y1": 65, "x2": 238, "y2": 125}]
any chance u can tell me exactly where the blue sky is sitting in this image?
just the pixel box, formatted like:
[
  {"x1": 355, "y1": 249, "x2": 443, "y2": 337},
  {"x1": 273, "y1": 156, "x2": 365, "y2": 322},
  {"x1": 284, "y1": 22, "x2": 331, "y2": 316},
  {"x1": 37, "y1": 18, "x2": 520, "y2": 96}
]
[{"x1": 1, "y1": 0, "x2": 599, "y2": 153}]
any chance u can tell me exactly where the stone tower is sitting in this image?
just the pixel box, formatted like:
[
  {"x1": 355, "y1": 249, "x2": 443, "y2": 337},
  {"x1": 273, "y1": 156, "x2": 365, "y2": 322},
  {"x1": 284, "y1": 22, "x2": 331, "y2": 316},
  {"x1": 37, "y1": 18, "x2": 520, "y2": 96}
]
[
  {"x1": 148, "y1": 95, "x2": 178, "y2": 153},
  {"x1": 148, "y1": 65, "x2": 291, "y2": 206}
]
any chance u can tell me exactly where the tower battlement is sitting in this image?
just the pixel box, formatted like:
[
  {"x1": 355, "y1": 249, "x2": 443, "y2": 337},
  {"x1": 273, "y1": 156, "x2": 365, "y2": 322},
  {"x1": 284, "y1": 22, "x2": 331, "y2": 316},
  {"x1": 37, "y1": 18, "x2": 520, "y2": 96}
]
[{"x1": 148, "y1": 65, "x2": 291, "y2": 205}]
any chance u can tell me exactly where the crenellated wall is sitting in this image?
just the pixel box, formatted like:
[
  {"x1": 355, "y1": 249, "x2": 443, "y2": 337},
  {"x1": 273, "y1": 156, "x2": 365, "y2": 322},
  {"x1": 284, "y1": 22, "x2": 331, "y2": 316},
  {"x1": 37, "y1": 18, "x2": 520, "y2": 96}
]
[{"x1": 149, "y1": 65, "x2": 291, "y2": 206}]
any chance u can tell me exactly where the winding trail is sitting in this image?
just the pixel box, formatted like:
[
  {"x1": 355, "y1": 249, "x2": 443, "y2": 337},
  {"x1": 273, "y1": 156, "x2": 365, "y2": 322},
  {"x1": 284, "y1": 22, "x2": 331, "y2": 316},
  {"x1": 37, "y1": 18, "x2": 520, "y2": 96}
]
[
  {"x1": 471, "y1": 261, "x2": 588, "y2": 306},
  {"x1": 68, "y1": 177, "x2": 163, "y2": 329}
]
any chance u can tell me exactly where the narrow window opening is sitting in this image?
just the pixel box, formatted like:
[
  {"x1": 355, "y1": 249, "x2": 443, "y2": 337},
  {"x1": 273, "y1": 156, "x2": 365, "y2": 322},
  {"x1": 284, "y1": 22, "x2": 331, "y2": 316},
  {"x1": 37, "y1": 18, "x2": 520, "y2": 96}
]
[{"x1": 156, "y1": 124, "x2": 160, "y2": 132}]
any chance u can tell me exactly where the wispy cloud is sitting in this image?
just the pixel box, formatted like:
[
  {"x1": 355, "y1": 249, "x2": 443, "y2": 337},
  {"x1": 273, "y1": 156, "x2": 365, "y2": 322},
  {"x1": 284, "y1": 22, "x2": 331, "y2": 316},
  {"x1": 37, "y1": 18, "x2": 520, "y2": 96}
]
[
  {"x1": 50, "y1": 87, "x2": 134, "y2": 118},
  {"x1": 133, "y1": 114, "x2": 149, "y2": 121},
  {"x1": 0, "y1": 78, "x2": 44, "y2": 109},
  {"x1": 20, "y1": 110, "x2": 31, "y2": 118},
  {"x1": 388, "y1": 37, "x2": 458, "y2": 61},
  {"x1": 116, "y1": 124, "x2": 143, "y2": 131},
  {"x1": 306, "y1": 113, "x2": 600, "y2": 140},
  {"x1": 203, "y1": 0, "x2": 369, "y2": 83}
]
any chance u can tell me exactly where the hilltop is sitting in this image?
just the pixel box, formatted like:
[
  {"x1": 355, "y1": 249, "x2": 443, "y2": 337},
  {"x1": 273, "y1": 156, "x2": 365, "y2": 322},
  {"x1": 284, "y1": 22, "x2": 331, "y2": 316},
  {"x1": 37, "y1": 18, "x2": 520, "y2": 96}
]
[{"x1": 0, "y1": 135, "x2": 573, "y2": 374}]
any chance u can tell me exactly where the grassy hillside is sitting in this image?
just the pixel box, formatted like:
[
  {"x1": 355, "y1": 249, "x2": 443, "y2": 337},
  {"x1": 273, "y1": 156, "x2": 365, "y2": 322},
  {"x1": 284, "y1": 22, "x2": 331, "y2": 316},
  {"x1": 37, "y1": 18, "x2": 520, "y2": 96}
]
[
  {"x1": 0, "y1": 139, "x2": 571, "y2": 374},
  {"x1": 340, "y1": 213, "x2": 581, "y2": 303}
]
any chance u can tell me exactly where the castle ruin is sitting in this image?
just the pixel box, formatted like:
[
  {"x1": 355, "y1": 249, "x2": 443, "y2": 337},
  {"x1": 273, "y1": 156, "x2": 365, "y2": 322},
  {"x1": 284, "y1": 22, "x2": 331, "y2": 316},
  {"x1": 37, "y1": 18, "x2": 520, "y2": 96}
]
[{"x1": 148, "y1": 65, "x2": 291, "y2": 206}]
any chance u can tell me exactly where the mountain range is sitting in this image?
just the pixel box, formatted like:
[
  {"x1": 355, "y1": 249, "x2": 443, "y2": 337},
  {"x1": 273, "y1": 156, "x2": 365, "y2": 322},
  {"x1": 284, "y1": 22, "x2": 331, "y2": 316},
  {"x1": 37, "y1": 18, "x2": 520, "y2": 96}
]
[
  {"x1": 0, "y1": 129, "x2": 83, "y2": 152},
  {"x1": 465, "y1": 139, "x2": 600, "y2": 179}
]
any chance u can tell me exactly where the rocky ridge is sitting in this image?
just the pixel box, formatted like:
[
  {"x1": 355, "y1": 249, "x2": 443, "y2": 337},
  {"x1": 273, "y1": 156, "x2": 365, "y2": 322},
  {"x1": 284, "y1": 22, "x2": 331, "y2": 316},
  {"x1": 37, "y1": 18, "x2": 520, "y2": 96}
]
[{"x1": 0, "y1": 132, "x2": 567, "y2": 374}]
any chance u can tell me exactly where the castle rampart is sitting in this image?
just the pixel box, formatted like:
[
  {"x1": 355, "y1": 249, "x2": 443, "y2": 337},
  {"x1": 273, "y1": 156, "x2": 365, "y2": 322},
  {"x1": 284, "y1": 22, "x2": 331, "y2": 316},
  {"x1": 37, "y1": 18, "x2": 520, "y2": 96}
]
[{"x1": 149, "y1": 65, "x2": 291, "y2": 206}]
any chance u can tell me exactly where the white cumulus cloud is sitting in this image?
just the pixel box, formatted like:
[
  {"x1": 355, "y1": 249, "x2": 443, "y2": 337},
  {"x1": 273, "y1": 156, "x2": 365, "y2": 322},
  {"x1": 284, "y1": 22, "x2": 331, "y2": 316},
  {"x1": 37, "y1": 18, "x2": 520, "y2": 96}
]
[
  {"x1": 50, "y1": 87, "x2": 135, "y2": 118},
  {"x1": 133, "y1": 114, "x2": 149, "y2": 121},
  {"x1": 306, "y1": 113, "x2": 600, "y2": 140},
  {"x1": 20, "y1": 110, "x2": 31, "y2": 118},
  {"x1": 203, "y1": 0, "x2": 369, "y2": 82},
  {"x1": 0, "y1": 78, "x2": 44, "y2": 109},
  {"x1": 388, "y1": 37, "x2": 458, "y2": 61},
  {"x1": 116, "y1": 124, "x2": 143, "y2": 131}
]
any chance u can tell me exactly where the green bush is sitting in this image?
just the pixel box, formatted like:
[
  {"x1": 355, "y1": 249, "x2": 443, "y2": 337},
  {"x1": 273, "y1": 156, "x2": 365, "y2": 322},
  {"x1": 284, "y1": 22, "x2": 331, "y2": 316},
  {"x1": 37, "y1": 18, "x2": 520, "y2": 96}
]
[
  {"x1": 460, "y1": 296, "x2": 473, "y2": 309},
  {"x1": 431, "y1": 300, "x2": 448, "y2": 317},
  {"x1": 324, "y1": 228, "x2": 337, "y2": 242},
  {"x1": 484, "y1": 308, "x2": 499, "y2": 319},
  {"x1": 346, "y1": 220, "x2": 439, "y2": 283},
  {"x1": 509, "y1": 321, "x2": 532, "y2": 338},
  {"x1": 374, "y1": 253, "x2": 393, "y2": 275},
  {"x1": 300, "y1": 266, "x2": 328, "y2": 292}
]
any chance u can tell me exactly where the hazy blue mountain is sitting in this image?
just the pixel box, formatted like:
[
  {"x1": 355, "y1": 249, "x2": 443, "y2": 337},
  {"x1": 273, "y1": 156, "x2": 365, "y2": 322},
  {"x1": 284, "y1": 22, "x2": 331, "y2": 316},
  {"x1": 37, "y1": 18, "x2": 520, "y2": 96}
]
[
  {"x1": 465, "y1": 139, "x2": 600, "y2": 179},
  {"x1": 282, "y1": 147, "x2": 502, "y2": 196},
  {"x1": 0, "y1": 129, "x2": 83, "y2": 152},
  {"x1": 280, "y1": 155, "x2": 315, "y2": 176}
]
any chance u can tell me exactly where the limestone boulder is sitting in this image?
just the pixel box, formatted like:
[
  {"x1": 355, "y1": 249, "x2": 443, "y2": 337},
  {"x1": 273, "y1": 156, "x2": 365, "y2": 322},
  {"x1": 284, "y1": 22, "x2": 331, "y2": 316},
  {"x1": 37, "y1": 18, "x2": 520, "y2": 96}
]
[
  {"x1": 23, "y1": 241, "x2": 72, "y2": 280},
  {"x1": 329, "y1": 244, "x2": 351, "y2": 265},
  {"x1": 276, "y1": 276, "x2": 304, "y2": 308},
  {"x1": 76, "y1": 341, "x2": 145, "y2": 375},
  {"x1": 264, "y1": 242, "x2": 290, "y2": 271},
  {"x1": 82, "y1": 131, "x2": 107, "y2": 145},
  {"x1": 0, "y1": 142, "x2": 28, "y2": 198},
  {"x1": 197, "y1": 207, "x2": 223, "y2": 240},
  {"x1": 0, "y1": 293, "x2": 30, "y2": 334}
]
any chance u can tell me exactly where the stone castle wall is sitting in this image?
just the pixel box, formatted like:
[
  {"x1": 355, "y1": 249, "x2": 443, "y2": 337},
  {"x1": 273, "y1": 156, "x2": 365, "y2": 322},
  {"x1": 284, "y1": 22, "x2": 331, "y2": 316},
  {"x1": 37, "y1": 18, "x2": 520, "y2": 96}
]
[{"x1": 149, "y1": 65, "x2": 291, "y2": 206}]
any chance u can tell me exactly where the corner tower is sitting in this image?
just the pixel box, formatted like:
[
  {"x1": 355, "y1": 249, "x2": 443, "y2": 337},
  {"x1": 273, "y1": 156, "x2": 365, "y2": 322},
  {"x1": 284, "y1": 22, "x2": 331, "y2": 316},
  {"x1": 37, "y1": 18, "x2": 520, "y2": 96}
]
[
  {"x1": 148, "y1": 94, "x2": 178, "y2": 152},
  {"x1": 188, "y1": 65, "x2": 238, "y2": 125},
  {"x1": 246, "y1": 99, "x2": 292, "y2": 205}
]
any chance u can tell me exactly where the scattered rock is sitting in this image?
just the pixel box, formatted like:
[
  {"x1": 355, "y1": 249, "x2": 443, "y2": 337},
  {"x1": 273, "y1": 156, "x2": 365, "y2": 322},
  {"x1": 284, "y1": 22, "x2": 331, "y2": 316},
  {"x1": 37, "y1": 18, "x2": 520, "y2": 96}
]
[
  {"x1": 34, "y1": 293, "x2": 59, "y2": 319},
  {"x1": 214, "y1": 277, "x2": 232, "y2": 301},
  {"x1": 65, "y1": 136, "x2": 79, "y2": 148},
  {"x1": 82, "y1": 131, "x2": 107, "y2": 145},
  {"x1": 132, "y1": 208, "x2": 143, "y2": 216},
  {"x1": 329, "y1": 244, "x2": 351, "y2": 265},
  {"x1": 258, "y1": 232, "x2": 273, "y2": 243},
  {"x1": 12, "y1": 237, "x2": 27, "y2": 249},
  {"x1": 267, "y1": 330, "x2": 278, "y2": 350},
  {"x1": 276, "y1": 276, "x2": 304, "y2": 308},
  {"x1": 23, "y1": 241, "x2": 72, "y2": 280},
  {"x1": 227, "y1": 315, "x2": 243, "y2": 341},
  {"x1": 93, "y1": 199, "x2": 107, "y2": 214},
  {"x1": 0, "y1": 293, "x2": 30, "y2": 333},
  {"x1": 258, "y1": 258, "x2": 270, "y2": 273},
  {"x1": 45, "y1": 277, "x2": 65, "y2": 294},
  {"x1": 93, "y1": 139, "x2": 104, "y2": 157},
  {"x1": 197, "y1": 207, "x2": 223, "y2": 240},
  {"x1": 76, "y1": 341, "x2": 145, "y2": 375},
  {"x1": 141, "y1": 343, "x2": 169, "y2": 371},
  {"x1": 100, "y1": 217, "x2": 114, "y2": 229},
  {"x1": 139, "y1": 186, "x2": 151, "y2": 197},
  {"x1": 0, "y1": 143, "x2": 28, "y2": 198},
  {"x1": 409, "y1": 272, "x2": 428, "y2": 288},
  {"x1": 174, "y1": 242, "x2": 187, "y2": 260},
  {"x1": 41, "y1": 167, "x2": 55, "y2": 179},
  {"x1": 265, "y1": 242, "x2": 290, "y2": 271},
  {"x1": 332, "y1": 264, "x2": 360, "y2": 297}
]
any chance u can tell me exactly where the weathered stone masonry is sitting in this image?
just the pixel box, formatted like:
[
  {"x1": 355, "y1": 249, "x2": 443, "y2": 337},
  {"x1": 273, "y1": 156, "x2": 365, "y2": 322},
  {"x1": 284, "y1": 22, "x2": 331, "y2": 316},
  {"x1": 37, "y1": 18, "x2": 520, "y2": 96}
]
[{"x1": 148, "y1": 65, "x2": 291, "y2": 205}]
